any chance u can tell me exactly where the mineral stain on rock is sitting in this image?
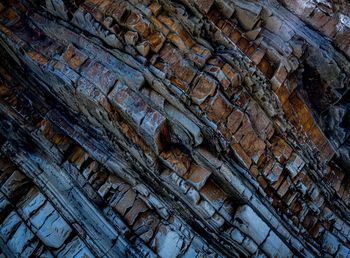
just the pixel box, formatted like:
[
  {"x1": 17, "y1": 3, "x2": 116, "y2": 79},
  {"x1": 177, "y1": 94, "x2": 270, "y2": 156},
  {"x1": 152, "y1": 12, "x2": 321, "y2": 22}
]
[{"x1": 0, "y1": 0, "x2": 349, "y2": 257}]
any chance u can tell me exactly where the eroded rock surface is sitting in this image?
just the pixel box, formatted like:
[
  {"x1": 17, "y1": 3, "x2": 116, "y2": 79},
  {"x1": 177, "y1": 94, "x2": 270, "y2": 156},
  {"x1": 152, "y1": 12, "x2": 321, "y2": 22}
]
[{"x1": 0, "y1": 0, "x2": 349, "y2": 257}]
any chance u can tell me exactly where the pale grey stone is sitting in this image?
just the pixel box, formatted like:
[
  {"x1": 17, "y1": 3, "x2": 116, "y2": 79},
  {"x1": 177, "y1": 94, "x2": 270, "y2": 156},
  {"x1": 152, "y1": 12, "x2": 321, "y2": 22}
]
[
  {"x1": 242, "y1": 237, "x2": 258, "y2": 254},
  {"x1": 322, "y1": 231, "x2": 340, "y2": 255},
  {"x1": 230, "y1": 228, "x2": 245, "y2": 244},
  {"x1": 57, "y1": 236, "x2": 94, "y2": 258},
  {"x1": 0, "y1": 211, "x2": 21, "y2": 242},
  {"x1": 29, "y1": 202, "x2": 72, "y2": 248},
  {"x1": 234, "y1": 205, "x2": 270, "y2": 245},
  {"x1": 186, "y1": 187, "x2": 201, "y2": 204},
  {"x1": 198, "y1": 200, "x2": 215, "y2": 218},
  {"x1": 336, "y1": 245, "x2": 350, "y2": 258},
  {"x1": 7, "y1": 223, "x2": 34, "y2": 256},
  {"x1": 152, "y1": 225, "x2": 183, "y2": 258},
  {"x1": 286, "y1": 153, "x2": 305, "y2": 178},
  {"x1": 19, "y1": 189, "x2": 46, "y2": 220},
  {"x1": 261, "y1": 231, "x2": 292, "y2": 258}
]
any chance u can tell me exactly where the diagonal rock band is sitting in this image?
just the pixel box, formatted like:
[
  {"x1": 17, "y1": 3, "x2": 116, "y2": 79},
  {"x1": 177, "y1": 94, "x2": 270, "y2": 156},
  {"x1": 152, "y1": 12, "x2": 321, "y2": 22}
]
[{"x1": 0, "y1": 0, "x2": 349, "y2": 257}]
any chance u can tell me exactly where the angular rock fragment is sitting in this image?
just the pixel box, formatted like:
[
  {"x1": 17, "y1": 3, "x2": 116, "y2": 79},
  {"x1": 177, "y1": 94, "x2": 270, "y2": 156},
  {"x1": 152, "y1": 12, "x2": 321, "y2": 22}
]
[
  {"x1": 0, "y1": 0, "x2": 350, "y2": 257},
  {"x1": 191, "y1": 73, "x2": 217, "y2": 105},
  {"x1": 108, "y1": 81, "x2": 168, "y2": 153},
  {"x1": 234, "y1": 205, "x2": 270, "y2": 245}
]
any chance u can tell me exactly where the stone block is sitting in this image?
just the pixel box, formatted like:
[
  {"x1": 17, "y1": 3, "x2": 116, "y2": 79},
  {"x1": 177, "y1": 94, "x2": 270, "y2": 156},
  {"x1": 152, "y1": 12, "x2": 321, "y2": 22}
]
[
  {"x1": 196, "y1": 147, "x2": 223, "y2": 169},
  {"x1": 321, "y1": 16, "x2": 338, "y2": 38},
  {"x1": 125, "y1": 198, "x2": 148, "y2": 225},
  {"x1": 149, "y1": 3, "x2": 162, "y2": 16},
  {"x1": 250, "y1": 48, "x2": 266, "y2": 65},
  {"x1": 29, "y1": 202, "x2": 72, "y2": 248},
  {"x1": 168, "y1": 33, "x2": 188, "y2": 53},
  {"x1": 227, "y1": 108, "x2": 244, "y2": 136},
  {"x1": 186, "y1": 186, "x2": 201, "y2": 204},
  {"x1": 126, "y1": 12, "x2": 150, "y2": 37},
  {"x1": 113, "y1": 188, "x2": 137, "y2": 216},
  {"x1": 261, "y1": 230, "x2": 292, "y2": 257},
  {"x1": 237, "y1": 125, "x2": 266, "y2": 164},
  {"x1": 140, "y1": 108, "x2": 168, "y2": 153},
  {"x1": 230, "y1": 142, "x2": 252, "y2": 169},
  {"x1": 109, "y1": 82, "x2": 168, "y2": 153},
  {"x1": 265, "y1": 161, "x2": 283, "y2": 184},
  {"x1": 1, "y1": 170, "x2": 30, "y2": 201},
  {"x1": 286, "y1": 153, "x2": 305, "y2": 178},
  {"x1": 164, "y1": 102, "x2": 203, "y2": 146},
  {"x1": 0, "y1": 211, "x2": 21, "y2": 242},
  {"x1": 237, "y1": 37, "x2": 250, "y2": 52},
  {"x1": 234, "y1": 205, "x2": 270, "y2": 245},
  {"x1": 242, "y1": 237, "x2": 258, "y2": 254},
  {"x1": 336, "y1": 245, "x2": 350, "y2": 258},
  {"x1": 257, "y1": 58, "x2": 273, "y2": 78},
  {"x1": 124, "y1": 31, "x2": 139, "y2": 46},
  {"x1": 271, "y1": 136, "x2": 293, "y2": 163},
  {"x1": 197, "y1": 199, "x2": 216, "y2": 218},
  {"x1": 7, "y1": 223, "x2": 34, "y2": 256},
  {"x1": 108, "y1": 82, "x2": 147, "y2": 124},
  {"x1": 133, "y1": 211, "x2": 159, "y2": 243},
  {"x1": 275, "y1": 83, "x2": 291, "y2": 106},
  {"x1": 322, "y1": 231, "x2": 340, "y2": 255},
  {"x1": 221, "y1": 63, "x2": 241, "y2": 96},
  {"x1": 204, "y1": 65, "x2": 231, "y2": 91},
  {"x1": 1, "y1": 7, "x2": 21, "y2": 26},
  {"x1": 246, "y1": 101, "x2": 274, "y2": 140},
  {"x1": 185, "y1": 164, "x2": 212, "y2": 190},
  {"x1": 194, "y1": 0, "x2": 214, "y2": 14},
  {"x1": 206, "y1": 92, "x2": 233, "y2": 124},
  {"x1": 80, "y1": 60, "x2": 118, "y2": 95},
  {"x1": 188, "y1": 45, "x2": 211, "y2": 67},
  {"x1": 68, "y1": 146, "x2": 89, "y2": 169},
  {"x1": 234, "y1": 89, "x2": 251, "y2": 108},
  {"x1": 62, "y1": 44, "x2": 88, "y2": 70},
  {"x1": 160, "y1": 45, "x2": 197, "y2": 84},
  {"x1": 200, "y1": 178, "x2": 227, "y2": 210},
  {"x1": 271, "y1": 64, "x2": 288, "y2": 91},
  {"x1": 215, "y1": 0, "x2": 234, "y2": 18},
  {"x1": 152, "y1": 225, "x2": 183, "y2": 258},
  {"x1": 19, "y1": 188, "x2": 46, "y2": 220},
  {"x1": 277, "y1": 177, "x2": 292, "y2": 198},
  {"x1": 265, "y1": 15, "x2": 282, "y2": 33},
  {"x1": 136, "y1": 41, "x2": 150, "y2": 56},
  {"x1": 212, "y1": 212, "x2": 225, "y2": 228},
  {"x1": 148, "y1": 32, "x2": 165, "y2": 53},
  {"x1": 244, "y1": 28, "x2": 261, "y2": 41},
  {"x1": 160, "y1": 148, "x2": 190, "y2": 177},
  {"x1": 235, "y1": 6, "x2": 262, "y2": 31},
  {"x1": 229, "y1": 228, "x2": 244, "y2": 243},
  {"x1": 57, "y1": 236, "x2": 94, "y2": 257},
  {"x1": 191, "y1": 73, "x2": 217, "y2": 105}
]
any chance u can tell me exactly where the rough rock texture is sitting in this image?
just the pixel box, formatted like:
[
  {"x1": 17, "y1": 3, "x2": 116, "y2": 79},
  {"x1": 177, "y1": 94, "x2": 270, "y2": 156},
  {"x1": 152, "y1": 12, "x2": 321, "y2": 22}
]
[{"x1": 0, "y1": 0, "x2": 349, "y2": 257}]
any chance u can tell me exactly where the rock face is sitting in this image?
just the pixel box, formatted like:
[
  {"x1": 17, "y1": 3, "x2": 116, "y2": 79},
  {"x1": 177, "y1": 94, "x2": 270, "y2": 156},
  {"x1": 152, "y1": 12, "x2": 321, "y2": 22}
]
[{"x1": 0, "y1": 0, "x2": 349, "y2": 257}]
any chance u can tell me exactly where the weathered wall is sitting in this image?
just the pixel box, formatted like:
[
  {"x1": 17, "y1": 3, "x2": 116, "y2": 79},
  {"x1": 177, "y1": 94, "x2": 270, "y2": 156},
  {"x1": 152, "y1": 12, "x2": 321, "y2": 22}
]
[{"x1": 0, "y1": 0, "x2": 349, "y2": 257}]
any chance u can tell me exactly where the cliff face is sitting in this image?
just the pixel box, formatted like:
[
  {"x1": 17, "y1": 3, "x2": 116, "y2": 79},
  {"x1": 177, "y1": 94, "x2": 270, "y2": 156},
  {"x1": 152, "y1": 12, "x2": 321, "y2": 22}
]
[{"x1": 0, "y1": 0, "x2": 349, "y2": 257}]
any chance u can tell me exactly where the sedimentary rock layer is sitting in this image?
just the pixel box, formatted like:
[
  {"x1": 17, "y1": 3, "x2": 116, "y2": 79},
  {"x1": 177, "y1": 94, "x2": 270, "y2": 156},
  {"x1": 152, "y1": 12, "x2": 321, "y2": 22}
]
[{"x1": 0, "y1": 0, "x2": 349, "y2": 257}]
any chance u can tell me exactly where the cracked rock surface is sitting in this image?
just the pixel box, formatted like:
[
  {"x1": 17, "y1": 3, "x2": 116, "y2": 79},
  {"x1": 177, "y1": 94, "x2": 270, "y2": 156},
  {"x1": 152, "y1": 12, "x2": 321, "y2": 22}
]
[{"x1": 0, "y1": 0, "x2": 349, "y2": 257}]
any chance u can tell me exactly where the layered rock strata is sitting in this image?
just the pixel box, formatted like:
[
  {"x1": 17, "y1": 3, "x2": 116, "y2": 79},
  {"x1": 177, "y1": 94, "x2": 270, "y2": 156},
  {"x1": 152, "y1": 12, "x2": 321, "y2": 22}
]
[{"x1": 0, "y1": 0, "x2": 349, "y2": 257}]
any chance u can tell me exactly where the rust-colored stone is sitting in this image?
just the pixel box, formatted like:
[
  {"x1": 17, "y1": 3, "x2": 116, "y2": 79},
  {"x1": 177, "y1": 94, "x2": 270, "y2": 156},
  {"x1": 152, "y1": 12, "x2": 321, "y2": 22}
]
[
  {"x1": 191, "y1": 73, "x2": 217, "y2": 105},
  {"x1": 230, "y1": 142, "x2": 252, "y2": 168},
  {"x1": 206, "y1": 92, "x2": 233, "y2": 124},
  {"x1": 160, "y1": 148, "x2": 191, "y2": 177},
  {"x1": 227, "y1": 109, "x2": 244, "y2": 136},
  {"x1": 200, "y1": 179, "x2": 227, "y2": 210}
]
